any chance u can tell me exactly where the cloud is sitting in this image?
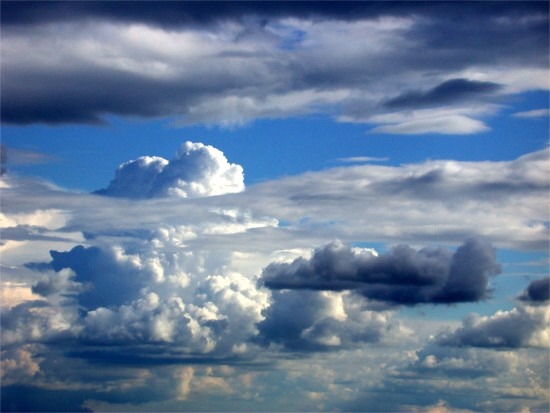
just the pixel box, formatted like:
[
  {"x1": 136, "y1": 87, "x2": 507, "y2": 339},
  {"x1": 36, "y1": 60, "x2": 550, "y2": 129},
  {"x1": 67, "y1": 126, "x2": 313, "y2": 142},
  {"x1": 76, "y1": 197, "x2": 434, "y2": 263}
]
[
  {"x1": 0, "y1": 142, "x2": 548, "y2": 410},
  {"x1": 348, "y1": 106, "x2": 497, "y2": 135},
  {"x1": 334, "y1": 156, "x2": 389, "y2": 164},
  {"x1": 512, "y1": 108, "x2": 550, "y2": 119},
  {"x1": 384, "y1": 78, "x2": 501, "y2": 109},
  {"x1": 370, "y1": 114, "x2": 490, "y2": 135},
  {"x1": 518, "y1": 277, "x2": 550, "y2": 303},
  {"x1": 261, "y1": 239, "x2": 501, "y2": 305},
  {"x1": 436, "y1": 304, "x2": 550, "y2": 349},
  {"x1": 1, "y1": 3, "x2": 547, "y2": 133},
  {"x1": 96, "y1": 141, "x2": 244, "y2": 199},
  {"x1": 256, "y1": 289, "x2": 407, "y2": 351}
]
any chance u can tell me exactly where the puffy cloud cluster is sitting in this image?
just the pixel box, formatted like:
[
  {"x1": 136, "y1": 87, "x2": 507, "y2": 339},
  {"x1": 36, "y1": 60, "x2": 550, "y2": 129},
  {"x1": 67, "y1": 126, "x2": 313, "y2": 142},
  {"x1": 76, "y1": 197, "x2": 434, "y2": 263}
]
[
  {"x1": 435, "y1": 305, "x2": 550, "y2": 349},
  {"x1": 96, "y1": 141, "x2": 244, "y2": 199},
  {"x1": 257, "y1": 290, "x2": 407, "y2": 351},
  {"x1": 261, "y1": 239, "x2": 501, "y2": 305},
  {"x1": 0, "y1": 139, "x2": 548, "y2": 411},
  {"x1": 15, "y1": 239, "x2": 270, "y2": 358}
]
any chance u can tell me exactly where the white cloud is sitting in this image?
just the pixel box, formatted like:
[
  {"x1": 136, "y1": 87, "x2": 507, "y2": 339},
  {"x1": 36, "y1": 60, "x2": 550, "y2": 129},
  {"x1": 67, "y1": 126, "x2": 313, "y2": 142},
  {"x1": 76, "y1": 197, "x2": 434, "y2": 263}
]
[
  {"x1": 436, "y1": 304, "x2": 550, "y2": 349},
  {"x1": 370, "y1": 114, "x2": 489, "y2": 135},
  {"x1": 98, "y1": 141, "x2": 244, "y2": 199},
  {"x1": 513, "y1": 108, "x2": 550, "y2": 119}
]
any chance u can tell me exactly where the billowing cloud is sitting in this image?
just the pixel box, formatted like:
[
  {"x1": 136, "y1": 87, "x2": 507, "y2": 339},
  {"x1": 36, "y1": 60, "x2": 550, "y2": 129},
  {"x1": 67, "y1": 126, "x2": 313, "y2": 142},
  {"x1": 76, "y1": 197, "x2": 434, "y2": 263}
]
[
  {"x1": 256, "y1": 289, "x2": 408, "y2": 351},
  {"x1": 0, "y1": 141, "x2": 548, "y2": 411},
  {"x1": 435, "y1": 304, "x2": 550, "y2": 349},
  {"x1": 261, "y1": 239, "x2": 501, "y2": 305},
  {"x1": 96, "y1": 141, "x2": 244, "y2": 199},
  {"x1": 2, "y1": 2, "x2": 548, "y2": 133}
]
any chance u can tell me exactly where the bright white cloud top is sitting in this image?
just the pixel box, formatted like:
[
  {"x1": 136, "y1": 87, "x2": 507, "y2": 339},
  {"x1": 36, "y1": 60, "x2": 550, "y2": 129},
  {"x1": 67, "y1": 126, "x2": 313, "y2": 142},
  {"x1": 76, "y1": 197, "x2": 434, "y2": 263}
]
[
  {"x1": 96, "y1": 141, "x2": 245, "y2": 199},
  {"x1": 1, "y1": 2, "x2": 549, "y2": 413}
]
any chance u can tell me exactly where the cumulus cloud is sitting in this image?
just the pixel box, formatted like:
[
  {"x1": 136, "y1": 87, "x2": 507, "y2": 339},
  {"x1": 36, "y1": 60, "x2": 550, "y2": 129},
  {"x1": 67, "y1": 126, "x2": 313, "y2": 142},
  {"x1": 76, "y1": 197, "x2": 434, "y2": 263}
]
[
  {"x1": 96, "y1": 141, "x2": 244, "y2": 199},
  {"x1": 518, "y1": 277, "x2": 550, "y2": 303},
  {"x1": 261, "y1": 239, "x2": 500, "y2": 305},
  {"x1": 0, "y1": 143, "x2": 548, "y2": 410},
  {"x1": 436, "y1": 304, "x2": 550, "y2": 349},
  {"x1": 256, "y1": 289, "x2": 407, "y2": 351}
]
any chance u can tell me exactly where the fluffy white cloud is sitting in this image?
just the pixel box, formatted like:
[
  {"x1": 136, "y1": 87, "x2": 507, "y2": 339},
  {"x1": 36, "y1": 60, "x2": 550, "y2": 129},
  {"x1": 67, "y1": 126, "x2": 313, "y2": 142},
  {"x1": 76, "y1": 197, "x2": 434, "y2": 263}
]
[
  {"x1": 257, "y1": 289, "x2": 410, "y2": 351},
  {"x1": 97, "y1": 141, "x2": 244, "y2": 199}
]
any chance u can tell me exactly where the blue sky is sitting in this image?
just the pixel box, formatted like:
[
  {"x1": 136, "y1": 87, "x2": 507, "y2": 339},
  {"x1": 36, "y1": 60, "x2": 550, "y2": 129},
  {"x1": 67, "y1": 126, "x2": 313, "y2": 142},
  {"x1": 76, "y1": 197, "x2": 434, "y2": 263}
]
[
  {"x1": 3, "y1": 90, "x2": 549, "y2": 190},
  {"x1": 1, "y1": 2, "x2": 549, "y2": 412}
]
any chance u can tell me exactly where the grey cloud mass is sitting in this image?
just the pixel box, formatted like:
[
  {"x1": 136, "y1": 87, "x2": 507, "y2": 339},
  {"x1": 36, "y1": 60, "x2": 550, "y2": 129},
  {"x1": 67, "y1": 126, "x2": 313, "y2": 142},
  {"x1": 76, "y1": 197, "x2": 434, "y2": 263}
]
[
  {"x1": 261, "y1": 239, "x2": 501, "y2": 305},
  {"x1": 518, "y1": 277, "x2": 550, "y2": 303},
  {"x1": 1, "y1": 2, "x2": 547, "y2": 131}
]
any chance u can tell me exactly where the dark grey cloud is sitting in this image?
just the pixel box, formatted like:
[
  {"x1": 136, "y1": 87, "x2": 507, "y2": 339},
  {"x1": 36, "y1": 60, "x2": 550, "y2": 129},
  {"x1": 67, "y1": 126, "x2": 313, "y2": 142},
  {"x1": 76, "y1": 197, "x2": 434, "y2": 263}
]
[
  {"x1": 260, "y1": 239, "x2": 501, "y2": 305},
  {"x1": 384, "y1": 78, "x2": 502, "y2": 109},
  {"x1": 518, "y1": 277, "x2": 550, "y2": 303}
]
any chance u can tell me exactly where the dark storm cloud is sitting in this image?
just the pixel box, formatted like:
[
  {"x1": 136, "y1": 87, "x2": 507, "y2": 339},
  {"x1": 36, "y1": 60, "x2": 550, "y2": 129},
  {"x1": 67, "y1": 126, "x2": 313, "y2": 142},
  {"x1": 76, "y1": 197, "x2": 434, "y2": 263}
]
[
  {"x1": 384, "y1": 78, "x2": 502, "y2": 109},
  {"x1": 260, "y1": 239, "x2": 501, "y2": 305},
  {"x1": 518, "y1": 277, "x2": 550, "y2": 303},
  {"x1": 1, "y1": 1, "x2": 547, "y2": 126}
]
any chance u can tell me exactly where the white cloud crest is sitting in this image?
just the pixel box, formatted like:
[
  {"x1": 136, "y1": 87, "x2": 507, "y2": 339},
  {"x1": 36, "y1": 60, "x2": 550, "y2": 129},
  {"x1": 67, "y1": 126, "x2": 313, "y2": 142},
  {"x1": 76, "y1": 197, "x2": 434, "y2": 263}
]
[{"x1": 98, "y1": 141, "x2": 244, "y2": 199}]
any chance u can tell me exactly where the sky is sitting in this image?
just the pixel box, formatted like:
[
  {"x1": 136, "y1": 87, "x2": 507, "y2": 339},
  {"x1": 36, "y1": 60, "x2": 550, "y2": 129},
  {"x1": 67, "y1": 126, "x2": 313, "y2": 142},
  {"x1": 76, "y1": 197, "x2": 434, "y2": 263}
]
[{"x1": 0, "y1": 1, "x2": 549, "y2": 412}]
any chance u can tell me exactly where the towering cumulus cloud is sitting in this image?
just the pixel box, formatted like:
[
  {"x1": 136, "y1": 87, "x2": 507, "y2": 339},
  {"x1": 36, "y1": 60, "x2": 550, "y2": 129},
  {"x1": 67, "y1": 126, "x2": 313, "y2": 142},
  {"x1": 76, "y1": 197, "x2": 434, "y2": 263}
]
[
  {"x1": 96, "y1": 141, "x2": 244, "y2": 199},
  {"x1": 261, "y1": 239, "x2": 501, "y2": 305}
]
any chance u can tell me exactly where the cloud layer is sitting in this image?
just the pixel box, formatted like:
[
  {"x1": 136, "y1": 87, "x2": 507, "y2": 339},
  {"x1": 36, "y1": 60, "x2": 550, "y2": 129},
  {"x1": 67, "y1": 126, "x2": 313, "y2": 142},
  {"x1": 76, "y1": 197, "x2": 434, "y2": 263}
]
[{"x1": 2, "y1": 2, "x2": 548, "y2": 133}]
